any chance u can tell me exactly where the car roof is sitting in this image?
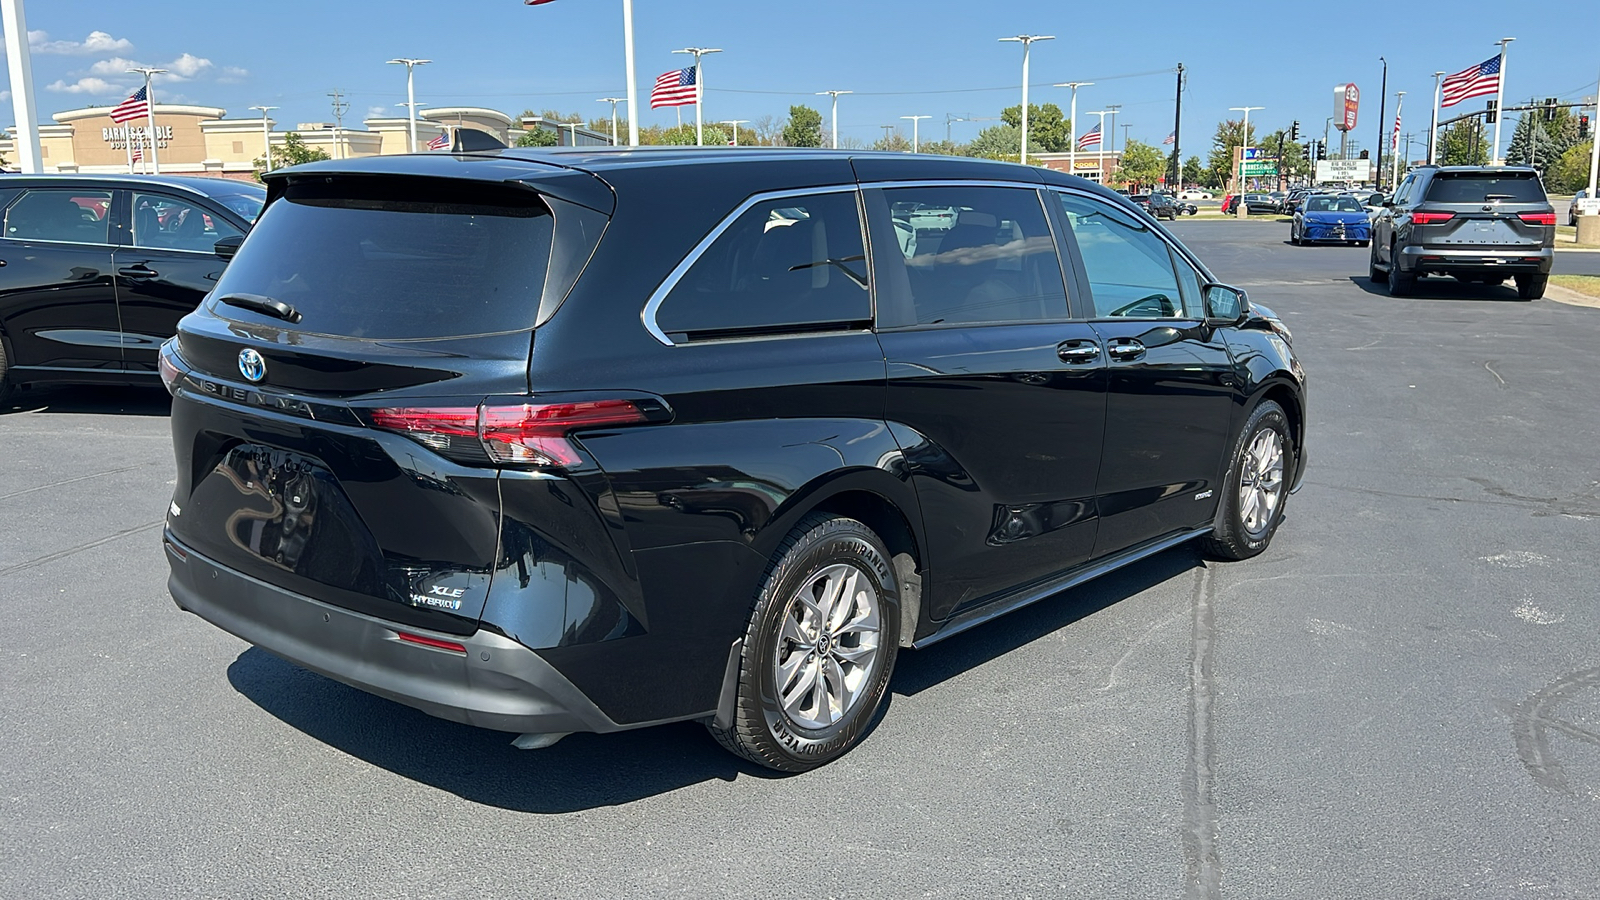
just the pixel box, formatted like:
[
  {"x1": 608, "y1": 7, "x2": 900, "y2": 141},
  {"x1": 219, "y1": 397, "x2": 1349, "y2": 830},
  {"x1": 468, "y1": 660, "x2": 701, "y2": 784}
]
[{"x1": 0, "y1": 173, "x2": 265, "y2": 199}]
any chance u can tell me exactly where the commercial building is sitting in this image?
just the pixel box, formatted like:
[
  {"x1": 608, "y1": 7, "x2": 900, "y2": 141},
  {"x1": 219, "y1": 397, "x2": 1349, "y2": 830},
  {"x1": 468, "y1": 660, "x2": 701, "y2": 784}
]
[
  {"x1": 1034, "y1": 149, "x2": 1123, "y2": 184},
  {"x1": 1, "y1": 104, "x2": 611, "y2": 180}
]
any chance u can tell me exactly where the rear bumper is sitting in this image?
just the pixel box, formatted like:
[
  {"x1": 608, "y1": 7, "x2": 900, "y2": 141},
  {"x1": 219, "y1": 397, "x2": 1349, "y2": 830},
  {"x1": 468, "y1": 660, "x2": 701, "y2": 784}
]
[
  {"x1": 1399, "y1": 245, "x2": 1552, "y2": 275},
  {"x1": 165, "y1": 531, "x2": 625, "y2": 736}
]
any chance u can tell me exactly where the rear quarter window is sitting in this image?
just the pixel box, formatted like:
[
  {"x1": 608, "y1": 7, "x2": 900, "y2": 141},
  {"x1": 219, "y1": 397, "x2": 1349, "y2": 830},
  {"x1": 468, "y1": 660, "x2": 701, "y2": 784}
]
[{"x1": 1425, "y1": 174, "x2": 1546, "y2": 204}]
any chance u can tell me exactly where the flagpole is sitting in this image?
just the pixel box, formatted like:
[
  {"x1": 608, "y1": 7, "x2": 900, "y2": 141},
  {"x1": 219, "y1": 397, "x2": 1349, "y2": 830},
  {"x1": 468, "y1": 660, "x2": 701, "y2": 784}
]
[
  {"x1": 1057, "y1": 81, "x2": 1093, "y2": 180},
  {"x1": 1428, "y1": 71, "x2": 1444, "y2": 165},
  {"x1": 124, "y1": 125, "x2": 134, "y2": 174},
  {"x1": 127, "y1": 67, "x2": 166, "y2": 175},
  {"x1": 1391, "y1": 92, "x2": 1404, "y2": 192},
  {"x1": 1491, "y1": 37, "x2": 1513, "y2": 165},
  {"x1": 623, "y1": 0, "x2": 639, "y2": 146}
]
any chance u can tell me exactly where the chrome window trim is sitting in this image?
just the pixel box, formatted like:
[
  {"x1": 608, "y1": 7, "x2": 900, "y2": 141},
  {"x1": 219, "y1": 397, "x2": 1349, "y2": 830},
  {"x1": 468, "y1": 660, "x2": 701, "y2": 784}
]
[
  {"x1": 640, "y1": 184, "x2": 861, "y2": 347},
  {"x1": 858, "y1": 178, "x2": 1045, "y2": 191},
  {"x1": 0, "y1": 236, "x2": 120, "y2": 249}
]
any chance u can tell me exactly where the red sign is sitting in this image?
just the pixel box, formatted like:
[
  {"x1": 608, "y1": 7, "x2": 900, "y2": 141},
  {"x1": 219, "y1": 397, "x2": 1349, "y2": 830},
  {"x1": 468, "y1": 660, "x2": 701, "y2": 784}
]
[{"x1": 1335, "y1": 83, "x2": 1360, "y2": 132}]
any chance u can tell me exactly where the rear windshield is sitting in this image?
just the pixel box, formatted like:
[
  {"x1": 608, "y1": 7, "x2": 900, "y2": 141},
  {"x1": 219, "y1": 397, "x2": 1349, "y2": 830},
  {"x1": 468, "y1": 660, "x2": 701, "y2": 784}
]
[
  {"x1": 1425, "y1": 173, "x2": 1546, "y2": 204},
  {"x1": 210, "y1": 177, "x2": 553, "y2": 339}
]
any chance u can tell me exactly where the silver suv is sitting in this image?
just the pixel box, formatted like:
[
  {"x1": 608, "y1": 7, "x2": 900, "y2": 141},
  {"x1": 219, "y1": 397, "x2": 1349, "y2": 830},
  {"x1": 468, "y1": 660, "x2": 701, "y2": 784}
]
[{"x1": 1368, "y1": 166, "x2": 1555, "y2": 300}]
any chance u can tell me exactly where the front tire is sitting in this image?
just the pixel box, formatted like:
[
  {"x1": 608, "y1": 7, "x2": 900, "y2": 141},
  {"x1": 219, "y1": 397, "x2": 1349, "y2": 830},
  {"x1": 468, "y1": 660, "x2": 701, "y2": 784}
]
[
  {"x1": 1517, "y1": 273, "x2": 1547, "y2": 301},
  {"x1": 1369, "y1": 242, "x2": 1385, "y2": 283},
  {"x1": 708, "y1": 514, "x2": 900, "y2": 773},
  {"x1": 1202, "y1": 400, "x2": 1291, "y2": 561}
]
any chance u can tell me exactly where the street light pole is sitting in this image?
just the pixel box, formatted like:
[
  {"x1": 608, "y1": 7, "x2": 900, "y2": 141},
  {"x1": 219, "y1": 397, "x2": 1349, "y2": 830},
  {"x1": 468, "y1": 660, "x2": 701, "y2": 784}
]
[
  {"x1": 672, "y1": 47, "x2": 722, "y2": 146},
  {"x1": 721, "y1": 120, "x2": 747, "y2": 146},
  {"x1": 817, "y1": 91, "x2": 852, "y2": 149},
  {"x1": 249, "y1": 105, "x2": 278, "y2": 171},
  {"x1": 1, "y1": 0, "x2": 43, "y2": 174},
  {"x1": 386, "y1": 58, "x2": 431, "y2": 153},
  {"x1": 1000, "y1": 35, "x2": 1054, "y2": 165},
  {"x1": 1491, "y1": 37, "x2": 1514, "y2": 164},
  {"x1": 901, "y1": 115, "x2": 930, "y2": 152},
  {"x1": 1229, "y1": 106, "x2": 1263, "y2": 205},
  {"x1": 1376, "y1": 57, "x2": 1387, "y2": 190},
  {"x1": 1105, "y1": 103, "x2": 1122, "y2": 156},
  {"x1": 598, "y1": 97, "x2": 624, "y2": 146},
  {"x1": 1056, "y1": 81, "x2": 1094, "y2": 177},
  {"x1": 559, "y1": 122, "x2": 582, "y2": 146},
  {"x1": 622, "y1": 0, "x2": 638, "y2": 146},
  {"x1": 127, "y1": 66, "x2": 167, "y2": 174}
]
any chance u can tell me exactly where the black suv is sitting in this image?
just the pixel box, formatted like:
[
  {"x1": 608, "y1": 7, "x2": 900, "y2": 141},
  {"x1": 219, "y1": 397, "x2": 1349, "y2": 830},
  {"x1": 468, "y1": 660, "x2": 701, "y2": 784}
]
[
  {"x1": 0, "y1": 175, "x2": 264, "y2": 405},
  {"x1": 1369, "y1": 165, "x2": 1554, "y2": 299},
  {"x1": 161, "y1": 149, "x2": 1307, "y2": 771}
]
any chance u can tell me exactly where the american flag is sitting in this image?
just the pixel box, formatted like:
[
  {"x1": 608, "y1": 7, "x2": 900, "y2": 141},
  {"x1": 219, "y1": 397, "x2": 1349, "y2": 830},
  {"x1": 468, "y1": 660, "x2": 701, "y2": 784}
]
[
  {"x1": 652, "y1": 67, "x2": 697, "y2": 109},
  {"x1": 1162, "y1": 130, "x2": 1175, "y2": 145},
  {"x1": 1392, "y1": 110, "x2": 1401, "y2": 152},
  {"x1": 1440, "y1": 55, "x2": 1501, "y2": 108},
  {"x1": 427, "y1": 131, "x2": 450, "y2": 150},
  {"x1": 1077, "y1": 123, "x2": 1102, "y2": 150},
  {"x1": 110, "y1": 86, "x2": 150, "y2": 124}
]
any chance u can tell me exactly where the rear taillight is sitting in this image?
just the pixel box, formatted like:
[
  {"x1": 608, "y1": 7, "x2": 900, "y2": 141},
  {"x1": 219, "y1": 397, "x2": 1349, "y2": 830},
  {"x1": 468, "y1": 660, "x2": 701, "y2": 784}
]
[
  {"x1": 371, "y1": 399, "x2": 655, "y2": 468},
  {"x1": 1517, "y1": 212, "x2": 1555, "y2": 226},
  {"x1": 158, "y1": 343, "x2": 182, "y2": 395},
  {"x1": 1411, "y1": 211, "x2": 1455, "y2": 225}
]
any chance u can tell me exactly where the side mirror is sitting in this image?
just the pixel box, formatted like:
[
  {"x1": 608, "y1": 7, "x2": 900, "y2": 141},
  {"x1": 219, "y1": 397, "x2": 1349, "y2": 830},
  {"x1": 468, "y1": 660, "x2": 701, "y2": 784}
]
[
  {"x1": 214, "y1": 235, "x2": 244, "y2": 260},
  {"x1": 1204, "y1": 283, "x2": 1247, "y2": 325}
]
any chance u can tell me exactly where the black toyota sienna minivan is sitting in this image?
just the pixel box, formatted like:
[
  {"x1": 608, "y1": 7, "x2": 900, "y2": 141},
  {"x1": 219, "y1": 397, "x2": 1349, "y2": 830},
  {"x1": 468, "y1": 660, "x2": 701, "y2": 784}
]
[{"x1": 162, "y1": 148, "x2": 1306, "y2": 771}]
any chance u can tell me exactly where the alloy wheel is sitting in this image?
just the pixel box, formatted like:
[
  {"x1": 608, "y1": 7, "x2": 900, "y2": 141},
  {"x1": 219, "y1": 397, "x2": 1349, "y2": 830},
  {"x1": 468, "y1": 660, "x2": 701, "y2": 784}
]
[
  {"x1": 772, "y1": 562, "x2": 883, "y2": 730},
  {"x1": 1237, "y1": 429, "x2": 1285, "y2": 539}
]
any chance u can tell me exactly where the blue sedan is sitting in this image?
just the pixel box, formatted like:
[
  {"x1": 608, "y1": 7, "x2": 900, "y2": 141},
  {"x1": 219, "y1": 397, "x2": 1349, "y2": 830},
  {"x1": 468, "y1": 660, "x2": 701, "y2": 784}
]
[{"x1": 1291, "y1": 194, "x2": 1371, "y2": 246}]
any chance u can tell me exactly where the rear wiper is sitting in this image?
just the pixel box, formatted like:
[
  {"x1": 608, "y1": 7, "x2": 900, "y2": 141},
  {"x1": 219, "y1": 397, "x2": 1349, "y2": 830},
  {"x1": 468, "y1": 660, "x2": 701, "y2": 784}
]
[{"x1": 218, "y1": 292, "x2": 302, "y2": 324}]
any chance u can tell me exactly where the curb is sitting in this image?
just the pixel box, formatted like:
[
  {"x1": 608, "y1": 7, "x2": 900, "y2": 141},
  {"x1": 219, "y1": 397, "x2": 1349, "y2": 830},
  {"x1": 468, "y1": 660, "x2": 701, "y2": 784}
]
[{"x1": 1544, "y1": 283, "x2": 1600, "y2": 310}]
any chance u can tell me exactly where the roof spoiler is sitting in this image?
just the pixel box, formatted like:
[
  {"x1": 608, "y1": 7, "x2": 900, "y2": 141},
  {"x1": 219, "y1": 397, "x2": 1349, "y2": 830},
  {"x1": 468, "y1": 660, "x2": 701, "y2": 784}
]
[{"x1": 449, "y1": 128, "x2": 508, "y2": 153}]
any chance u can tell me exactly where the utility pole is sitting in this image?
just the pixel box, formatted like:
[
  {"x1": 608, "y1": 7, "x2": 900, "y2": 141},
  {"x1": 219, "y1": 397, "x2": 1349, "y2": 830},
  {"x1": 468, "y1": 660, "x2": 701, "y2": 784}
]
[
  {"x1": 328, "y1": 89, "x2": 349, "y2": 160},
  {"x1": 1056, "y1": 81, "x2": 1094, "y2": 178},
  {"x1": 1, "y1": 0, "x2": 43, "y2": 173},
  {"x1": 671, "y1": 47, "x2": 722, "y2": 146},
  {"x1": 1106, "y1": 103, "x2": 1123, "y2": 155},
  {"x1": 127, "y1": 66, "x2": 167, "y2": 174},
  {"x1": 1491, "y1": 37, "x2": 1514, "y2": 164},
  {"x1": 386, "y1": 58, "x2": 431, "y2": 153},
  {"x1": 901, "y1": 115, "x2": 930, "y2": 152},
  {"x1": 880, "y1": 124, "x2": 896, "y2": 146},
  {"x1": 1000, "y1": 35, "x2": 1054, "y2": 165},
  {"x1": 249, "y1": 105, "x2": 278, "y2": 171},
  {"x1": 1122, "y1": 123, "x2": 1133, "y2": 150},
  {"x1": 1169, "y1": 64, "x2": 1184, "y2": 189},
  {"x1": 598, "y1": 97, "x2": 624, "y2": 146},
  {"x1": 817, "y1": 90, "x2": 852, "y2": 149}
]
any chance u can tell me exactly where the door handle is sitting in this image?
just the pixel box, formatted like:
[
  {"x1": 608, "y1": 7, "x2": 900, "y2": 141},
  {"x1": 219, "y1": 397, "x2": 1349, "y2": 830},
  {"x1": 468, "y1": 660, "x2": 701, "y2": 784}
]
[
  {"x1": 118, "y1": 265, "x2": 158, "y2": 279},
  {"x1": 1057, "y1": 341, "x2": 1100, "y2": 364},
  {"x1": 1108, "y1": 340, "x2": 1146, "y2": 361}
]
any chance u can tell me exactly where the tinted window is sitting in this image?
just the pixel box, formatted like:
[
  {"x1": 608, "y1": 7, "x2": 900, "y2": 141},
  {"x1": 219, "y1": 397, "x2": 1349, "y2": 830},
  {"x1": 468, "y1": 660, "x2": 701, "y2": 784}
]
[
  {"x1": 1425, "y1": 173, "x2": 1546, "y2": 203},
  {"x1": 210, "y1": 177, "x2": 553, "y2": 340},
  {"x1": 211, "y1": 190, "x2": 266, "y2": 223},
  {"x1": 1055, "y1": 192, "x2": 1183, "y2": 319},
  {"x1": 133, "y1": 192, "x2": 243, "y2": 252},
  {"x1": 875, "y1": 185, "x2": 1067, "y2": 327},
  {"x1": 1173, "y1": 253, "x2": 1205, "y2": 318},
  {"x1": 657, "y1": 191, "x2": 868, "y2": 339},
  {"x1": 4, "y1": 189, "x2": 113, "y2": 244}
]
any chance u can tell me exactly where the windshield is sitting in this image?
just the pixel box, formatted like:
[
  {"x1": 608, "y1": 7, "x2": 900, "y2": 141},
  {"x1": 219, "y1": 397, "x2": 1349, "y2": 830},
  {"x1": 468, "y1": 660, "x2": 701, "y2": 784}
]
[
  {"x1": 211, "y1": 177, "x2": 554, "y2": 339},
  {"x1": 213, "y1": 191, "x2": 266, "y2": 223},
  {"x1": 1307, "y1": 197, "x2": 1363, "y2": 213}
]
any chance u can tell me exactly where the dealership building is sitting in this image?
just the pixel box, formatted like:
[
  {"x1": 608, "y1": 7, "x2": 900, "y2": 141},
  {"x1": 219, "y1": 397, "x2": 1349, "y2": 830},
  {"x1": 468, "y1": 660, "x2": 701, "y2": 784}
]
[{"x1": 1, "y1": 104, "x2": 612, "y2": 180}]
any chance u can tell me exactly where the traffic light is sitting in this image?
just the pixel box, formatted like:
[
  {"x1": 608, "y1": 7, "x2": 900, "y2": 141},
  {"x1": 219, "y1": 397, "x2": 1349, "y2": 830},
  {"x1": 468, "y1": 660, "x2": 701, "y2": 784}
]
[
  {"x1": 1301, "y1": 143, "x2": 1311, "y2": 161},
  {"x1": 1359, "y1": 149, "x2": 1369, "y2": 159},
  {"x1": 1316, "y1": 141, "x2": 1327, "y2": 161},
  {"x1": 1544, "y1": 97, "x2": 1559, "y2": 121},
  {"x1": 1581, "y1": 114, "x2": 1592, "y2": 139},
  {"x1": 1486, "y1": 99, "x2": 1498, "y2": 124},
  {"x1": 1290, "y1": 120, "x2": 1301, "y2": 142}
]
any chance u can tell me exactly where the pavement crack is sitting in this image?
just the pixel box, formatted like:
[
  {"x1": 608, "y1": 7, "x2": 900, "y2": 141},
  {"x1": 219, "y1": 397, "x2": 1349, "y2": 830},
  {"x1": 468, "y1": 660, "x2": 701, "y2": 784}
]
[
  {"x1": 0, "y1": 520, "x2": 164, "y2": 577},
  {"x1": 0, "y1": 465, "x2": 145, "y2": 503},
  {"x1": 1183, "y1": 564, "x2": 1222, "y2": 900}
]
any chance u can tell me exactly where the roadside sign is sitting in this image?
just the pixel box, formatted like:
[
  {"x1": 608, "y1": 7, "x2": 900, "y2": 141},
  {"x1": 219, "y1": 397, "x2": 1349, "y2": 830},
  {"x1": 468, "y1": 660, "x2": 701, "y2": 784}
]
[
  {"x1": 1242, "y1": 147, "x2": 1263, "y2": 160},
  {"x1": 1241, "y1": 160, "x2": 1279, "y2": 177},
  {"x1": 1576, "y1": 198, "x2": 1600, "y2": 216},
  {"x1": 1316, "y1": 158, "x2": 1374, "y2": 183},
  {"x1": 1334, "y1": 83, "x2": 1360, "y2": 131}
]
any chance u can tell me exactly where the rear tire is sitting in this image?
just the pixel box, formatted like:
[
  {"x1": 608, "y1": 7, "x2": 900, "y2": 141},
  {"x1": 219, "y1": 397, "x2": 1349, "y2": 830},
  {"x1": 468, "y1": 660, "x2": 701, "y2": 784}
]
[
  {"x1": 0, "y1": 339, "x2": 14, "y2": 410},
  {"x1": 1202, "y1": 400, "x2": 1291, "y2": 561},
  {"x1": 708, "y1": 514, "x2": 900, "y2": 773},
  {"x1": 1387, "y1": 245, "x2": 1415, "y2": 296},
  {"x1": 1516, "y1": 274, "x2": 1547, "y2": 301},
  {"x1": 1368, "y1": 243, "x2": 1385, "y2": 283}
]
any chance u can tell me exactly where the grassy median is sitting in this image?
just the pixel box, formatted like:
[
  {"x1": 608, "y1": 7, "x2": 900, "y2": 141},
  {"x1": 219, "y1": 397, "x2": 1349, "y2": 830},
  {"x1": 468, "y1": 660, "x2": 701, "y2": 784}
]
[{"x1": 1550, "y1": 275, "x2": 1600, "y2": 299}]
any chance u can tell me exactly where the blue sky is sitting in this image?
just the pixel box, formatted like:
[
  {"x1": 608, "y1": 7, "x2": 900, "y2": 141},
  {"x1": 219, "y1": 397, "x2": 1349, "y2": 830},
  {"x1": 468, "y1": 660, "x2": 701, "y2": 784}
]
[{"x1": 4, "y1": 0, "x2": 1596, "y2": 158}]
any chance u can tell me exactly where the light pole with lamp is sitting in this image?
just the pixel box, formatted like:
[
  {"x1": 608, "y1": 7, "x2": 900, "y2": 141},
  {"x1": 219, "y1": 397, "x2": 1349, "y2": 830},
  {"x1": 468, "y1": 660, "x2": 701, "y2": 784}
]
[
  {"x1": 817, "y1": 90, "x2": 852, "y2": 149},
  {"x1": 1056, "y1": 81, "x2": 1094, "y2": 177},
  {"x1": 721, "y1": 120, "x2": 747, "y2": 146},
  {"x1": 671, "y1": 47, "x2": 722, "y2": 146},
  {"x1": 385, "y1": 58, "x2": 431, "y2": 153},
  {"x1": 127, "y1": 66, "x2": 167, "y2": 174},
  {"x1": 999, "y1": 35, "x2": 1054, "y2": 165},
  {"x1": 559, "y1": 121, "x2": 583, "y2": 147},
  {"x1": 598, "y1": 97, "x2": 624, "y2": 146},
  {"x1": 249, "y1": 105, "x2": 277, "y2": 171},
  {"x1": 901, "y1": 115, "x2": 930, "y2": 152},
  {"x1": 1229, "y1": 105, "x2": 1263, "y2": 213}
]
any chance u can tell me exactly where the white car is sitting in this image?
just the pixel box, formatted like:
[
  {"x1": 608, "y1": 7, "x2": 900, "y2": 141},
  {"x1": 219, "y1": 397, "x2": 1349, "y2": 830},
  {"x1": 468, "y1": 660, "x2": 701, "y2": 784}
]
[
  {"x1": 1571, "y1": 189, "x2": 1589, "y2": 226},
  {"x1": 1178, "y1": 190, "x2": 1213, "y2": 200}
]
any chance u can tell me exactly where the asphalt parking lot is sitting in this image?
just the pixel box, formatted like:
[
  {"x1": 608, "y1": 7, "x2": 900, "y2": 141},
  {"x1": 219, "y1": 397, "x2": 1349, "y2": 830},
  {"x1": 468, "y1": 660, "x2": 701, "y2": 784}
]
[{"x1": 4, "y1": 220, "x2": 1600, "y2": 899}]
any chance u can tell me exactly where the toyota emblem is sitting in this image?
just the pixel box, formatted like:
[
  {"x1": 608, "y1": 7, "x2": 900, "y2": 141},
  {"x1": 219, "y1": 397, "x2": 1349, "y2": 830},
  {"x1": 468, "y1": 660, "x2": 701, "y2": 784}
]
[{"x1": 238, "y1": 348, "x2": 266, "y2": 383}]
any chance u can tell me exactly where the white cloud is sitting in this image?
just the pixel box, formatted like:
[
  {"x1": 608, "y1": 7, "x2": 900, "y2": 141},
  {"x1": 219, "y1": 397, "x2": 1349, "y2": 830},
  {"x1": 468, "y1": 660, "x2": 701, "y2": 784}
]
[
  {"x1": 218, "y1": 66, "x2": 249, "y2": 84},
  {"x1": 0, "y1": 90, "x2": 10, "y2": 103},
  {"x1": 30, "y1": 30, "x2": 135, "y2": 55},
  {"x1": 46, "y1": 76, "x2": 125, "y2": 95},
  {"x1": 87, "y1": 57, "x2": 141, "y2": 77},
  {"x1": 164, "y1": 52, "x2": 212, "y2": 79},
  {"x1": 367, "y1": 105, "x2": 388, "y2": 118}
]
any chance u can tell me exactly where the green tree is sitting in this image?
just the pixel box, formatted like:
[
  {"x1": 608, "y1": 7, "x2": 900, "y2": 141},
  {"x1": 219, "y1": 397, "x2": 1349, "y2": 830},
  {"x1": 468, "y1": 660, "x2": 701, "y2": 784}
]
[
  {"x1": 965, "y1": 123, "x2": 1042, "y2": 163},
  {"x1": 783, "y1": 105, "x2": 823, "y2": 148},
  {"x1": 1000, "y1": 102, "x2": 1070, "y2": 153},
  {"x1": 1548, "y1": 141, "x2": 1594, "y2": 194},
  {"x1": 516, "y1": 128, "x2": 560, "y2": 148},
  {"x1": 1207, "y1": 119, "x2": 1257, "y2": 189},
  {"x1": 586, "y1": 116, "x2": 629, "y2": 144},
  {"x1": 873, "y1": 132, "x2": 912, "y2": 152},
  {"x1": 1438, "y1": 119, "x2": 1489, "y2": 166},
  {"x1": 1261, "y1": 128, "x2": 1309, "y2": 185},
  {"x1": 253, "y1": 132, "x2": 330, "y2": 180},
  {"x1": 917, "y1": 139, "x2": 966, "y2": 157},
  {"x1": 521, "y1": 108, "x2": 583, "y2": 124},
  {"x1": 1115, "y1": 139, "x2": 1166, "y2": 190},
  {"x1": 1181, "y1": 155, "x2": 1206, "y2": 188}
]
